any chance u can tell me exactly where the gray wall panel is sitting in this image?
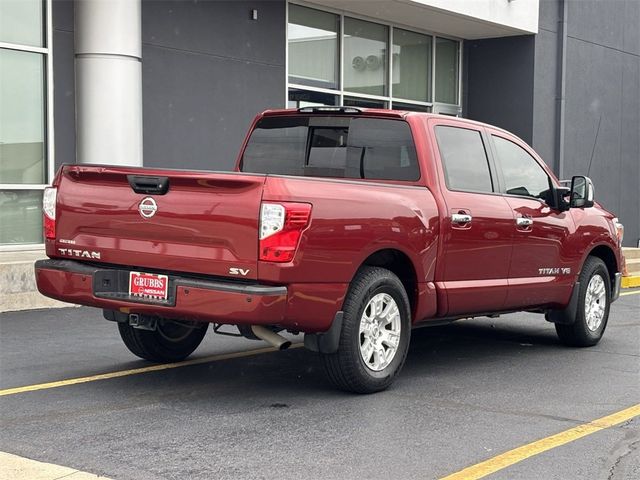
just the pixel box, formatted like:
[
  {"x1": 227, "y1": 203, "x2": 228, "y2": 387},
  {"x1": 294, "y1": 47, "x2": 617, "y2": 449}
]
[
  {"x1": 538, "y1": 0, "x2": 560, "y2": 32},
  {"x1": 618, "y1": 53, "x2": 640, "y2": 247},
  {"x1": 623, "y1": 0, "x2": 640, "y2": 55},
  {"x1": 142, "y1": 0, "x2": 285, "y2": 66},
  {"x1": 532, "y1": 28, "x2": 559, "y2": 169},
  {"x1": 464, "y1": 36, "x2": 535, "y2": 145},
  {"x1": 563, "y1": 38, "x2": 622, "y2": 209},
  {"x1": 52, "y1": 0, "x2": 74, "y2": 32},
  {"x1": 52, "y1": 0, "x2": 76, "y2": 171},
  {"x1": 141, "y1": 0, "x2": 285, "y2": 171},
  {"x1": 567, "y1": 0, "x2": 626, "y2": 51},
  {"x1": 142, "y1": 45, "x2": 284, "y2": 170},
  {"x1": 561, "y1": 31, "x2": 640, "y2": 246},
  {"x1": 535, "y1": 0, "x2": 639, "y2": 245}
]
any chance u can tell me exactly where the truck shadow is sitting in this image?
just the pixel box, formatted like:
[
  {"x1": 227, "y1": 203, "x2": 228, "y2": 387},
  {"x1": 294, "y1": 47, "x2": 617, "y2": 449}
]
[{"x1": 90, "y1": 316, "x2": 571, "y2": 403}]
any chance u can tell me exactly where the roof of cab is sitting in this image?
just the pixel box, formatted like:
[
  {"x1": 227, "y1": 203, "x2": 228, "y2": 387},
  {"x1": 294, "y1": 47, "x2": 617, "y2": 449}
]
[
  {"x1": 260, "y1": 107, "x2": 408, "y2": 119},
  {"x1": 258, "y1": 107, "x2": 510, "y2": 134}
]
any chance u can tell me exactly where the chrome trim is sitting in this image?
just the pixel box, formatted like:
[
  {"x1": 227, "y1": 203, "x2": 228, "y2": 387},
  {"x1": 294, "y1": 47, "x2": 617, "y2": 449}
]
[
  {"x1": 358, "y1": 293, "x2": 401, "y2": 371},
  {"x1": 516, "y1": 217, "x2": 533, "y2": 227},
  {"x1": 584, "y1": 274, "x2": 607, "y2": 331},
  {"x1": 451, "y1": 213, "x2": 472, "y2": 224}
]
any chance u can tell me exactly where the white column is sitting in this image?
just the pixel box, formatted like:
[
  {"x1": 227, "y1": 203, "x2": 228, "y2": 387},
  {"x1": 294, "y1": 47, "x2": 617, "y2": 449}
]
[{"x1": 75, "y1": 0, "x2": 142, "y2": 165}]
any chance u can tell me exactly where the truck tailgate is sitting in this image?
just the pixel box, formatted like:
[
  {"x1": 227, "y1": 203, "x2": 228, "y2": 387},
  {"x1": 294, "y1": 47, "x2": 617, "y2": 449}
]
[{"x1": 53, "y1": 165, "x2": 265, "y2": 280}]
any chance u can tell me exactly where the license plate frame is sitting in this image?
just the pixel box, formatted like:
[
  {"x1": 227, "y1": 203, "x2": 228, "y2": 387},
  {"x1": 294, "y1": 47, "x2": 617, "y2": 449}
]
[{"x1": 128, "y1": 271, "x2": 169, "y2": 301}]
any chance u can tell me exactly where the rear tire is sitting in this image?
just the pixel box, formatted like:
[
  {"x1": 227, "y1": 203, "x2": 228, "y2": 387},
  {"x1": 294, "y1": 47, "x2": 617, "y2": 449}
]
[
  {"x1": 555, "y1": 256, "x2": 611, "y2": 347},
  {"x1": 118, "y1": 319, "x2": 208, "y2": 362},
  {"x1": 320, "y1": 267, "x2": 411, "y2": 394}
]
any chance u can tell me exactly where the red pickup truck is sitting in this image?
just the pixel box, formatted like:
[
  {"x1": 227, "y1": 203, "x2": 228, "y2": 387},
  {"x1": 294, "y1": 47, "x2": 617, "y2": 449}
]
[{"x1": 36, "y1": 107, "x2": 624, "y2": 393}]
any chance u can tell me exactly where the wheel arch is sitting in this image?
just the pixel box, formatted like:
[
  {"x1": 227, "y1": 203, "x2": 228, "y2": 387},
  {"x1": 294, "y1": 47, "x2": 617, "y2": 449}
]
[
  {"x1": 585, "y1": 244, "x2": 618, "y2": 287},
  {"x1": 357, "y1": 248, "x2": 419, "y2": 319}
]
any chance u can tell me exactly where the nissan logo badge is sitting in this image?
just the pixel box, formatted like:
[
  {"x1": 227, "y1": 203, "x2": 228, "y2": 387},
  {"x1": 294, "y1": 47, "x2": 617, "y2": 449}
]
[{"x1": 138, "y1": 197, "x2": 158, "y2": 218}]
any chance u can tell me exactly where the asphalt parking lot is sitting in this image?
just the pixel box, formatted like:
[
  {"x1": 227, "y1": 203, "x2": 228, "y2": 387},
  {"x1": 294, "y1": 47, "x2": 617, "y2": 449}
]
[{"x1": 1, "y1": 290, "x2": 639, "y2": 480}]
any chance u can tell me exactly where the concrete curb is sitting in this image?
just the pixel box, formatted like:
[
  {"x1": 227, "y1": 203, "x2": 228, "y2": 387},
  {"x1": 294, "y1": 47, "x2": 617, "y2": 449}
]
[
  {"x1": 621, "y1": 276, "x2": 640, "y2": 289},
  {"x1": 0, "y1": 452, "x2": 111, "y2": 480},
  {"x1": 0, "y1": 250, "x2": 74, "y2": 312}
]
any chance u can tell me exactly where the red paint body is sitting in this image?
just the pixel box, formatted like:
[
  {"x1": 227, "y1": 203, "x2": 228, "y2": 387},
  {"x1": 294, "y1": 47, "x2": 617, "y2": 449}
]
[{"x1": 35, "y1": 110, "x2": 623, "y2": 333}]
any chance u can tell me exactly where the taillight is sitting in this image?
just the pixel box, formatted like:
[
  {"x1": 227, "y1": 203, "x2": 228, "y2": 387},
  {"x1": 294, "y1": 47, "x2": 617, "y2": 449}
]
[
  {"x1": 43, "y1": 187, "x2": 57, "y2": 240},
  {"x1": 259, "y1": 202, "x2": 311, "y2": 262}
]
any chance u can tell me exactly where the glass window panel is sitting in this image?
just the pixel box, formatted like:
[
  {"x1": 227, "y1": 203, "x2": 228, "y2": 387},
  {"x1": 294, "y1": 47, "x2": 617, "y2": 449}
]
[
  {"x1": 0, "y1": 49, "x2": 46, "y2": 184},
  {"x1": 435, "y1": 37, "x2": 459, "y2": 104},
  {"x1": 0, "y1": 0, "x2": 44, "y2": 47},
  {"x1": 242, "y1": 117, "x2": 308, "y2": 176},
  {"x1": 288, "y1": 88, "x2": 339, "y2": 108},
  {"x1": 492, "y1": 135, "x2": 551, "y2": 199},
  {"x1": 435, "y1": 126, "x2": 493, "y2": 193},
  {"x1": 0, "y1": 190, "x2": 43, "y2": 245},
  {"x1": 391, "y1": 102, "x2": 431, "y2": 112},
  {"x1": 347, "y1": 118, "x2": 419, "y2": 181},
  {"x1": 288, "y1": 5, "x2": 339, "y2": 89},
  {"x1": 343, "y1": 96, "x2": 387, "y2": 109},
  {"x1": 241, "y1": 116, "x2": 418, "y2": 181},
  {"x1": 392, "y1": 29, "x2": 431, "y2": 102},
  {"x1": 343, "y1": 18, "x2": 388, "y2": 96}
]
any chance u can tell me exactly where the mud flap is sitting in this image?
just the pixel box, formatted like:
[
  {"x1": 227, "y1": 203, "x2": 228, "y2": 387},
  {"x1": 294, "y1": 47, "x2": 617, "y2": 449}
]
[
  {"x1": 304, "y1": 312, "x2": 343, "y2": 354},
  {"x1": 545, "y1": 281, "x2": 580, "y2": 325}
]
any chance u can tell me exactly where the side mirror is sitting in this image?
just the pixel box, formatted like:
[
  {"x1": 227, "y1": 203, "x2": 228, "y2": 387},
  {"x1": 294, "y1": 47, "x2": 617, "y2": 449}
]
[{"x1": 570, "y1": 175, "x2": 595, "y2": 208}]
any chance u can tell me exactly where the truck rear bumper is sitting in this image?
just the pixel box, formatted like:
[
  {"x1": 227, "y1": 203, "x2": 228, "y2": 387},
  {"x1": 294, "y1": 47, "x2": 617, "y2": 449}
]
[{"x1": 36, "y1": 259, "x2": 292, "y2": 328}]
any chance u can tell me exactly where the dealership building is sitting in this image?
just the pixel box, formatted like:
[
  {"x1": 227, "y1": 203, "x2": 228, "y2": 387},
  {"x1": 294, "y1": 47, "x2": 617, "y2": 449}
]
[{"x1": 0, "y1": 1, "x2": 638, "y2": 265}]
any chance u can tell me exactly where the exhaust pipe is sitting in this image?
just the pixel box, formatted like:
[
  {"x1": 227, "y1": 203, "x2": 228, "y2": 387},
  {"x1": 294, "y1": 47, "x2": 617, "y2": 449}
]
[{"x1": 251, "y1": 325, "x2": 291, "y2": 350}]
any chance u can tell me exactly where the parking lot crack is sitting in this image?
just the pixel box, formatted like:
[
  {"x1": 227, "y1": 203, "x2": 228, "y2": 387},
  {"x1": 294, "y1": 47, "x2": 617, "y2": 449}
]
[
  {"x1": 607, "y1": 439, "x2": 639, "y2": 480},
  {"x1": 390, "y1": 395, "x2": 599, "y2": 426}
]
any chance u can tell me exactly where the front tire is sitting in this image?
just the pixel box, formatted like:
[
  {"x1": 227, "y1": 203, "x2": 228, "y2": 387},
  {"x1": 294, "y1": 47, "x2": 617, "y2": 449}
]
[
  {"x1": 320, "y1": 267, "x2": 411, "y2": 394},
  {"x1": 118, "y1": 319, "x2": 208, "y2": 362},
  {"x1": 555, "y1": 256, "x2": 611, "y2": 347}
]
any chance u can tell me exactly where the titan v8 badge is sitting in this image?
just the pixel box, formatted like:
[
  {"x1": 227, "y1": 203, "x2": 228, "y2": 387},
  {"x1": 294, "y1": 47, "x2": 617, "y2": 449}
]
[
  {"x1": 138, "y1": 197, "x2": 158, "y2": 218},
  {"x1": 539, "y1": 267, "x2": 571, "y2": 275}
]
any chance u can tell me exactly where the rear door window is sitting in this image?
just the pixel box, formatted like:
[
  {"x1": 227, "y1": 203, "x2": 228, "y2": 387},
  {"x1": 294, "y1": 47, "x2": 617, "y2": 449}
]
[
  {"x1": 435, "y1": 126, "x2": 493, "y2": 193},
  {"x1": 241, "y1": 116, "x2": 420, "y2": 181}
]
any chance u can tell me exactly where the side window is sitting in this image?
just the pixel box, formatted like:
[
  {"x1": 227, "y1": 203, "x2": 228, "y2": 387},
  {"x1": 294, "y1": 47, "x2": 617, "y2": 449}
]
[
  {"x1": 492, "y1": 136, "x2": 550, "y2": 199},
  {"x1": 435, "y1": 126, "x2": 493, "y2": 193}
]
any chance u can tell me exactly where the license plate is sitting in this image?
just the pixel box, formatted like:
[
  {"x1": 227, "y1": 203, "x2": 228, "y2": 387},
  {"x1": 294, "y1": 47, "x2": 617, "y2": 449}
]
[{"x1": 129, "y1": 271, "x2": 169, "y2": 301}]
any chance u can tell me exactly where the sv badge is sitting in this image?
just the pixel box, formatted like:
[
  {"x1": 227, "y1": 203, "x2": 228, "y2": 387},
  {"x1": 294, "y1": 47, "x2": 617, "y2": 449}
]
[{"x1": 229, "y1": 267, "x2": 250, "y2": 276}]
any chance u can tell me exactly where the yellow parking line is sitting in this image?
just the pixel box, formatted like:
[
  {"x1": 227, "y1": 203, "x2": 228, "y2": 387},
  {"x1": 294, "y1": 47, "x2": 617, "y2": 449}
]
[
  {"x1": 619, "y1": 289, "x2": 640, "y2": 296},
  {"x1": 0, "y1": 343, "x2": 303, "y2": 397},
  {"x1": 439, "y1": 403, "x2": 640, "y2": 480}
]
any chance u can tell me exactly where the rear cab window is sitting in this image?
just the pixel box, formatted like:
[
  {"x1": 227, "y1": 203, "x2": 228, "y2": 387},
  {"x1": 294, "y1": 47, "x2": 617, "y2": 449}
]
[{"x1": 241, "y1": 115, "x2": 420, "y2": 181}]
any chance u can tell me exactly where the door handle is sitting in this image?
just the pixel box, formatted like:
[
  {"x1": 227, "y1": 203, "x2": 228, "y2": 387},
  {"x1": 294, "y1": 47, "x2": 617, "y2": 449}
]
[
  {"x1": 451, "y1": 213, "x2": 472, "y2": 224},
  {"x1": 516, "y1": 217, "x2": 533, "y2": 227}
]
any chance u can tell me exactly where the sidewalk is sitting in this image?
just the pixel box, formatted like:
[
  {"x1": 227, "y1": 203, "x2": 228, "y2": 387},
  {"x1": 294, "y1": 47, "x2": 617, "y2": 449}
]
[{"x1": 0, "y1": 452, "x2": 111, "y2": 480}]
